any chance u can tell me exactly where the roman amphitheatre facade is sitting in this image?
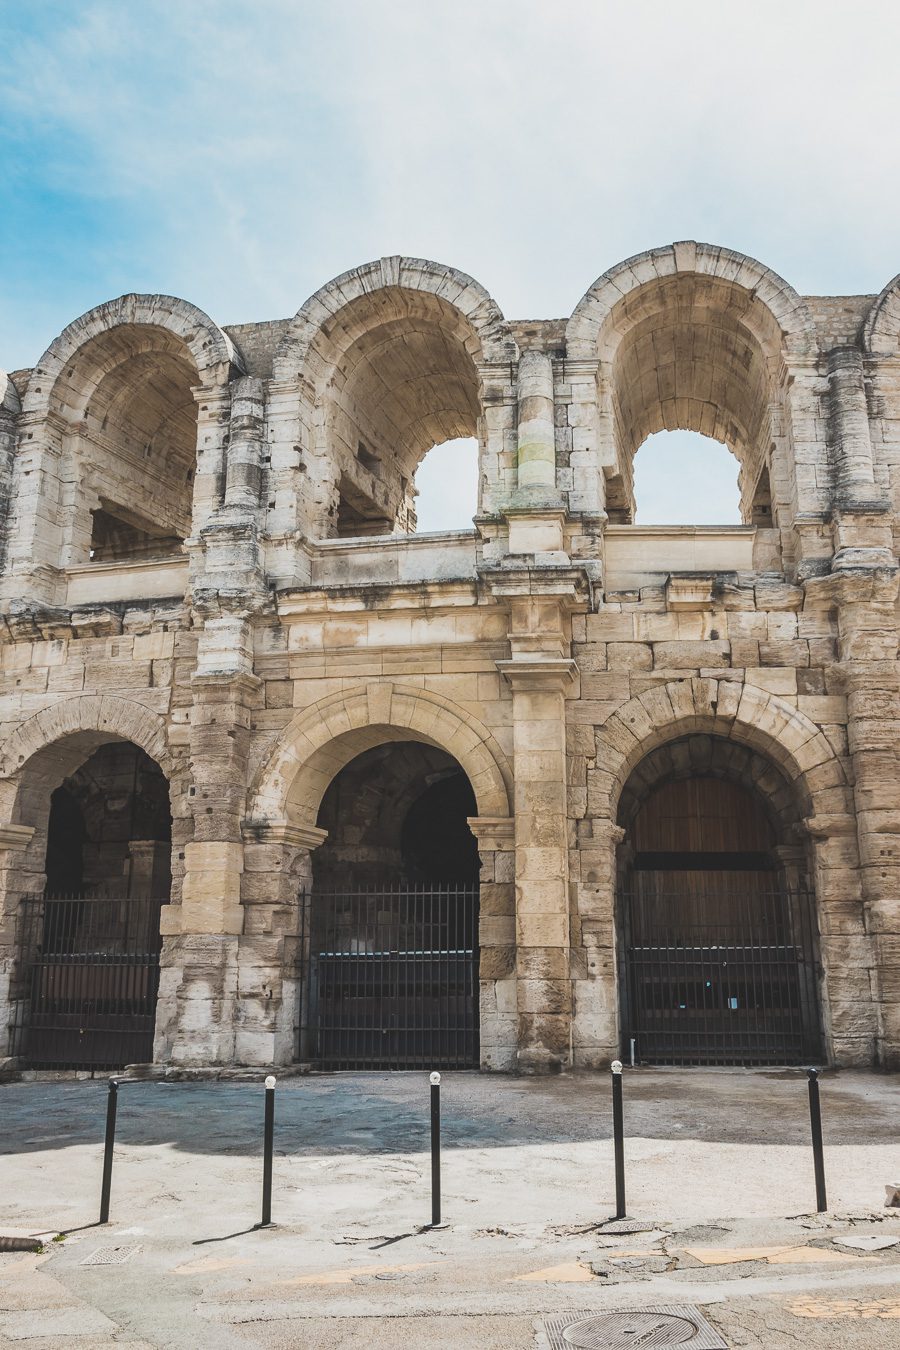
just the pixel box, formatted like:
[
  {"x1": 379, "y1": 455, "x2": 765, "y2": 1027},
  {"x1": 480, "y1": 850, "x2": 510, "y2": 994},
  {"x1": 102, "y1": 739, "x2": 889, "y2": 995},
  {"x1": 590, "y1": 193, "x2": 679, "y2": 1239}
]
[{"x1": 0, "y1": 242, "x2": 898, "y2": 1076}]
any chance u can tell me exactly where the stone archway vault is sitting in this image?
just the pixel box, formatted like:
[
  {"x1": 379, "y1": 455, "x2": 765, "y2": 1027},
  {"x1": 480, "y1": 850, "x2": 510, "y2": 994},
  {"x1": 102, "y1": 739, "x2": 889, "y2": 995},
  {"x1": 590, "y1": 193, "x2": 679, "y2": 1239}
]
[{"x1": 246, "y1": 681, "x2": 513, "y2": 829}]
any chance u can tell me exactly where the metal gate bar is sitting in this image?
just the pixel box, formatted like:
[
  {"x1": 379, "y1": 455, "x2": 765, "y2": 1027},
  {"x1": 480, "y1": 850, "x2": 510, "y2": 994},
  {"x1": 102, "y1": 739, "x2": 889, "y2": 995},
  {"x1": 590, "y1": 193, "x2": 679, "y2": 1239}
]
[
  {"x1": 10, "y1": 895, "x2": 163, "y2": 1071},
  {"x1": 296, "y1": 883, "x2": 479, "y2": 1070},
  {"x1": 619, "y1": 887, "x2": 823, "y2": 1067}
]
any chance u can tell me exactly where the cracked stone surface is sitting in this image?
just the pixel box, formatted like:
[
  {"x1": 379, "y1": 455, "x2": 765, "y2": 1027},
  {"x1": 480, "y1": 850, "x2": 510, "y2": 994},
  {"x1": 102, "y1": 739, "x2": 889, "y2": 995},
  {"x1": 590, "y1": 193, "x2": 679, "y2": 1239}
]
[{"x1": 1, "y1": 1072, "x2": 899, "y2": 1346}]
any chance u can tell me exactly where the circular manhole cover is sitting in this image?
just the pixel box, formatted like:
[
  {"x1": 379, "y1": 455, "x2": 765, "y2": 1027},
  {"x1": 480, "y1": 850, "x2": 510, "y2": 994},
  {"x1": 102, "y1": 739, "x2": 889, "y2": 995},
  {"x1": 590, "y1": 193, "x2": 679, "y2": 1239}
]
[{"x1": 562, "y1": 1311, "x2": 699, "y2": 1348}]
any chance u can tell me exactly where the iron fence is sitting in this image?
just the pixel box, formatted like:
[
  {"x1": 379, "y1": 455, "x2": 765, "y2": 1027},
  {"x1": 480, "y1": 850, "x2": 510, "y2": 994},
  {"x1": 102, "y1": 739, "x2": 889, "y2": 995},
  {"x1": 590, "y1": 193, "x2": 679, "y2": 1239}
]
[
  {"x1": 619, "y1": 886, "x2": 823, "y2": 1066},
  {"x1": 295, "y1": 883, "x2": 479, "y2": 1070},
  {"x1": 9, "y1": 894, "x2": 163, "y2": 1070}
]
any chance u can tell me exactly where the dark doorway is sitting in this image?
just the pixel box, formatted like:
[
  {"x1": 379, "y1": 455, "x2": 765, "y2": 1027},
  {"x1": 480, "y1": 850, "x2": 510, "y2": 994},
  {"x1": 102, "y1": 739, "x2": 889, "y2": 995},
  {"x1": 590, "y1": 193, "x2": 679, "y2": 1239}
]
[
  {"x1": 617, "y1": 741, "x2": 823, "y2": 1067},
  {"x1": 13, "y1": 742, "x2": 171, "y2": 1070},
  {"x1": 297, "y1": 740, "x2": 480, "y2": 1069}
]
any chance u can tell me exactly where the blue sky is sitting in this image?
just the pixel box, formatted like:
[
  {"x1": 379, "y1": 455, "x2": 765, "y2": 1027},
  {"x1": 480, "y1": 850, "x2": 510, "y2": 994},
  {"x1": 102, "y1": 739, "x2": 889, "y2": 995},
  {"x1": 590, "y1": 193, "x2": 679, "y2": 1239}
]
[{"x1": 2, "y1": 0, "x2": 899, "y2": 526}]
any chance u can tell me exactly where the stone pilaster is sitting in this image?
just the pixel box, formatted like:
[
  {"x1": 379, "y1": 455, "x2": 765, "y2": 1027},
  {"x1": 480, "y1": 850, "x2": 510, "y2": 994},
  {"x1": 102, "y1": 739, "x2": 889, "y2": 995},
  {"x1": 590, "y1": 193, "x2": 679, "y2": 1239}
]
[
  {"x1": 155, "y1": 622, "x2": 261, "y2": 1065},
  {"x1": 806, "y1": 567, "x2": 900, "y2": 1066},
  {"x1": 468, "y1": 815, "x2": 516, "y2": 1070},
  {"x1": 571, "y1": 819, "x2": 624, "y2": 1067},
  {"x1": 516, "y1": 351, "x2": 556, "y2": 492},
  {"x1": 498, "y1": 653, "x2": 576, "y2": 1072},
  {"x1": 826, "y1": 347, "x2": 894, "y2": 571},
  {"x1": 236, "y1": 820, "x2": 326, "y2": 1065},
  {"x1": 0, "y1": 824, "x2": 36, "y2": 1059}
]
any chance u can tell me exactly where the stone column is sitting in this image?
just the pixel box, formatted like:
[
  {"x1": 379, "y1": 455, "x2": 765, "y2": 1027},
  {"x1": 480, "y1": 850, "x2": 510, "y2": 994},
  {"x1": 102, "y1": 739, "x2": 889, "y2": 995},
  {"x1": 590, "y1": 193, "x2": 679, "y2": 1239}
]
[
  {"x1": 0, "y1": 373, "x2": 20, "y2": 575},
  {"x1": 126, "y1": 840, "x2": 169, "y2": 901},
  {"x1": 516, "y1": 351, "x2": 556, "y2": 492},
  {"x1": 196, "y1": 378, "x2": 267, "y2": 598},
  {"x1": 190, "y1": 386, "x2": 232, "y2": 534},
  {"x1": 224, "y1": 378, "x2": 265, "y2": 514},
  {"x1": 800, "y1": 817, "x2": 876, "y2": 1066},
  {"x1": 468, "y1": 815, "x2": 516, "y2": 1070},
  {"x1": 0, "y1": 824, "x2": 36, "y2": 1062},
  {"x1": 497, "y1": 653, "x2": 576, "y2": 1072},
  {"x1": 0, "y1": 409, "x2": 67, "y2": 609},
  {"x1": 155, "y1": 617, "x2": 261, "y2": 1065},
  {"x1": 827, "y1": 347, "x2": 894, "y2": 571},
  {"x1": 237, "y1": 821, "x2": 326, "y2": 1066},
  {"x1": 833, "y1": 576, "x2": 900, "y2": 1067}
]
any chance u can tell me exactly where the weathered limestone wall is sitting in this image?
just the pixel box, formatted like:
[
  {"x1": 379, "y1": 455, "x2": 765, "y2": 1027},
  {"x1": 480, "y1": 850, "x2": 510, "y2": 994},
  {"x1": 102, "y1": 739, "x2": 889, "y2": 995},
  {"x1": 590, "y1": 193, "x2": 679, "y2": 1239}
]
[{"x1": 0, "y1": 244, "x2": 899, "y2": 1073}]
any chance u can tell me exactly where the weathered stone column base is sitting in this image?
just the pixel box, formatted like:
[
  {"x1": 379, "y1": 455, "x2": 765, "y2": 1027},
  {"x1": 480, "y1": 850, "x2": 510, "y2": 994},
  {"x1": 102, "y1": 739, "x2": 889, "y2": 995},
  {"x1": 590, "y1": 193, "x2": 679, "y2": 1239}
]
[{"x1": 154, "y1": 934, "x2": 240, "y2": 1066}]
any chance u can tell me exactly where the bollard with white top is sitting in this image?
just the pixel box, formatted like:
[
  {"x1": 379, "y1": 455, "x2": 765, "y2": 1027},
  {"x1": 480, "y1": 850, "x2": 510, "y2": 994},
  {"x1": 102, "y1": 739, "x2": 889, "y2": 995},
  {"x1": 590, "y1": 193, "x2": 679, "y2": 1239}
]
[
  {"x1": 611, "y1": 1060, "x2": 626, "y2": 1220},
  {"x1": 258, "y1": 1074, "x2": 276, "y2": 1228},
  {"x1": 428, "y1": 1071, "x2": 447, "y2": 1228}
]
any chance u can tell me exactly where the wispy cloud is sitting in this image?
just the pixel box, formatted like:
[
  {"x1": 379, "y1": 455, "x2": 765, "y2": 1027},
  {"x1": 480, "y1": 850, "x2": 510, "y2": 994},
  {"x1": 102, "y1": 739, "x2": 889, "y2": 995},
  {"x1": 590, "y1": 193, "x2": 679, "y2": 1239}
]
[{"x1": 1, "y1": 0, "x2": 899, "y2": 519}]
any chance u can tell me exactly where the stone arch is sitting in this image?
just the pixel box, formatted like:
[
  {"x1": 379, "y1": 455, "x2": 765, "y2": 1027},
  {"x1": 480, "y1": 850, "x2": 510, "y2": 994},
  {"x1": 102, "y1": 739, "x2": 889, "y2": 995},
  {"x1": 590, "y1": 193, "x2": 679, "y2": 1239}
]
[
  {"x1": 273, "y1": 256, "x2": 514, "y2": 382},
  {"x1": 270, "y1": 259, "x2": 516, "y2": 538},
  {"x1": 564, "y1": 244, "x2": 814, "y2": 527},
  {"x1": 594, "y1": 678, "x2": 848, "y2": 825},
  {"x1": 1, "y1": 371, "x2": 21, "y2": 416},
  {"x1": 862, "y1": 273, "x2": 900, "y2": 355},
  {"x1": 247, "y1": 682, "x2": 513, "y2": 827},
  {"x1": 0, "y1": 695, "x2": 174, "y2": 804},
  {"x1": 23, "y1": 293, "x2": 242, "y2": 420},
  {"x1": 567, "y1": 241, "x2": 814, "y2": 361}
]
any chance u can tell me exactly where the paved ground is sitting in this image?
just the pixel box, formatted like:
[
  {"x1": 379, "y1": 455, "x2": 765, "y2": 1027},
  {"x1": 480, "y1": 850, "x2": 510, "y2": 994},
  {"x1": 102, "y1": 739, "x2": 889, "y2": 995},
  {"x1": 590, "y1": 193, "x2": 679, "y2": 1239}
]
[{"x1": 1, "y1": 1069, "x2": 899, "y2": 1347}]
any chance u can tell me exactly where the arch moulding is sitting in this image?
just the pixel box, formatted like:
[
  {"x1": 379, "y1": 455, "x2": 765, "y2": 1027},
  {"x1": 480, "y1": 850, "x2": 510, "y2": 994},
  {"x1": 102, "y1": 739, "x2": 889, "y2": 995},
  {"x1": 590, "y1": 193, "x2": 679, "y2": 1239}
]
[
  {"x1": 272, "y1": 255, "x2": 515, "y2": 384},
  {"x1": 863, "y1": 273, "x2": 900, "y2": 355},
  {"x1": 566, "y1": 241, "x2": 815, "y2": 362},
  {"x1": 23, "y1": 293, "x2": 243, "y2": 420},
  {"x1": 593, "y1": 678, "x2": 848, "y2": 826},
  {"x1": 246, "y1": 682, "x2": 513, "y2": 830},
  {"x1": 0, "y1": 694, "x2": 173, "y2": 787}
]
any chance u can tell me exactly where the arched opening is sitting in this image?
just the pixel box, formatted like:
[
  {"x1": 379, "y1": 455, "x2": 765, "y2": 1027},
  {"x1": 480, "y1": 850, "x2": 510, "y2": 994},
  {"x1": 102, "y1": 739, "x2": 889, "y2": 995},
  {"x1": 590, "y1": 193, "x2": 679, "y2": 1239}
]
[
  {"x1": 51, "y1": 325, "x2": 199, "y2": 563},
  {"x1": 632, "y1": 430, "x2": 741, "y2": 524},
  {"x1": 298, "y1": 740, "x2": 480, "y2": 1068},
  {"x1": 308, "y1": 290, "x2": 483, "y2": 538},
  {"x1": 596, "y1": 272, "x2": 783, "y2": 531},
  {"x1": 616, "y1": 734, "x2": 823, "y2": 1066},
  {"x1": 9, "y1": 739, "x2": 172, "y2": 1070},
  {"x1": 412, "y1": 436, "x2": 479, "y2": 532}
]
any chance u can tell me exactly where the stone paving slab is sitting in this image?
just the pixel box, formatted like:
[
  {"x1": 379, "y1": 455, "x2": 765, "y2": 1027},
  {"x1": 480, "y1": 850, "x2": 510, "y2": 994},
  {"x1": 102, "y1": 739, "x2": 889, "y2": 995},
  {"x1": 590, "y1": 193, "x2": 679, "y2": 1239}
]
[{"x1": 1, "y1": 1071, "x2": 899, "y2": 1348}]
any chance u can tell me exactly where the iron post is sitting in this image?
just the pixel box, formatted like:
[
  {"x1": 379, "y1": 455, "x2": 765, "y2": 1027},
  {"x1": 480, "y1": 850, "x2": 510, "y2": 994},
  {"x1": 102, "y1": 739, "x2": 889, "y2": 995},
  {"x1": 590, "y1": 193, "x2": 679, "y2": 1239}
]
[
  {"x1": 611, "y1": 1059, "x2": 626, "y2": 1220},
  {"x1": 260, "y1": 1075, "x2": 276, "y2": 1227},
  {"x1": 99, "y1": 1078, "x2": 118, "y2": 1224},
  {"x1": 806, "y1": 1068, "x2": 827, "y2": 1213},
  {"x1": 429, "y1": 1070, "x2": 444, "y2": 1227}
]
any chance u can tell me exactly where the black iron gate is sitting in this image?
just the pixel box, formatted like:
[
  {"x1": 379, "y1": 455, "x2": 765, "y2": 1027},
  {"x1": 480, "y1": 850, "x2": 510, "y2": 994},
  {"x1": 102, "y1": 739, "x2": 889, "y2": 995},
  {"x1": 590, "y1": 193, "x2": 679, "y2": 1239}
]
[
  {"x1": 10, "y1": 895, "x2": 163, "y2": 1070},
  {"x1": 619, "y1": 887, "x2": 823, "y2": 1066},
  {"x1": 296, "y1": 884, "x2": 479, "y2": 1069}
]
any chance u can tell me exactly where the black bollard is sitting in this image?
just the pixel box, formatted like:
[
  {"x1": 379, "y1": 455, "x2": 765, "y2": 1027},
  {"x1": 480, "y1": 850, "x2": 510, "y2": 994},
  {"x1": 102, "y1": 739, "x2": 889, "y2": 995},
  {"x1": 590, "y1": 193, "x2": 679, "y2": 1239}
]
[
  {"x1": 260, "y1": 1075, "x2": 276, "y2": 1228},
  {"x1": 611, "y1": 1060, "x2": 626, "y2": 1220},
  {"x1": 429, "y1": 1070, "x2": 445, "y2": 1228},
  {"x1": 99, "y1": 1078, "x2": 119, "y2": 1224},
  {"x1": 806, "y1": 1068, "x2": 827, "y2": 1213}
]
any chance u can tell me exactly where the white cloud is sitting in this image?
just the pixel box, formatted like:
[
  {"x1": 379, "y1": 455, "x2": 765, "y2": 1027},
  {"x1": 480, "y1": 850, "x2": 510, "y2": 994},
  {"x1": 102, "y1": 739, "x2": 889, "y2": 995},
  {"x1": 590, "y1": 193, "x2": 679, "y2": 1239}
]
[{"x1": 3, "y1": 1, "x2": 900, "y2": 523}]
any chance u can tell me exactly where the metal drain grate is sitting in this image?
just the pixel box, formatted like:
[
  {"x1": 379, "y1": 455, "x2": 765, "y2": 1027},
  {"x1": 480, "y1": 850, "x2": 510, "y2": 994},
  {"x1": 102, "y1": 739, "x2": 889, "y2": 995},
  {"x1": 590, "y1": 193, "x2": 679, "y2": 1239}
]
[
  {"x1": 80, "y1": 1245, "x2": 142, "y2": 1267},
  {"x1": 543, "y1": 1306, "x2": 727, "y2": 1350}
]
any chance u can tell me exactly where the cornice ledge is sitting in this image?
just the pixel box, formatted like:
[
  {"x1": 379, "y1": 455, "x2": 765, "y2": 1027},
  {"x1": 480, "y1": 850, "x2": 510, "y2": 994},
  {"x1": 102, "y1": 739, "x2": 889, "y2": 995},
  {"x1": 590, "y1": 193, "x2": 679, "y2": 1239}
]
[
  {"x1": 467, "y1": 814, "x2": 515, "y2": 843},
  {"x1": 241, "y1": 818, "x2": 328, "y2": 850},
  {"x1": 496, "y1": 657, "x2": 577, "y2": 690},
  {"x1": 0, "y1": 823, "x2": 35, "y2": 850}
]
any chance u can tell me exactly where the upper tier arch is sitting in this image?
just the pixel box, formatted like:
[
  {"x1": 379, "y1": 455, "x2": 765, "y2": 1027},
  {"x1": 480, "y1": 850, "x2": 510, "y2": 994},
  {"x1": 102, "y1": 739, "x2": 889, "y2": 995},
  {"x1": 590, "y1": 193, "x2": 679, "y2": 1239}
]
[
  {"x1": 566, "y1": 242, "x2": 815, "y2": 361},
  {"x1": 22, "y1": 294, "x2": 243, "y2": 420},
  {"x1": 863, "y1": 273, "x2": 900, "y2": 355},
  {"x1": 271, "y1": 256, "x2": 516, "y2": 383}
]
